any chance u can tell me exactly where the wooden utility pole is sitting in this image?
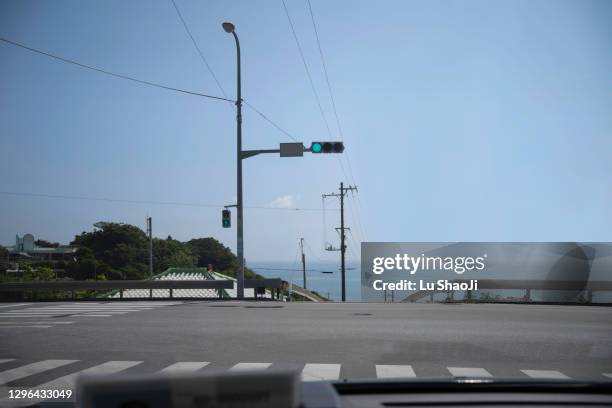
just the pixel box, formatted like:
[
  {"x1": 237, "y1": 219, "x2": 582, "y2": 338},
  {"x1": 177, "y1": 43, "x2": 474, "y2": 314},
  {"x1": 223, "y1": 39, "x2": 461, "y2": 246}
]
[
  {"x1": 323, "y1": 182, "x2": 358, "y2": 302},
  {"x1": 300, "y1": 238, "x2": 307, "y2": 289}
]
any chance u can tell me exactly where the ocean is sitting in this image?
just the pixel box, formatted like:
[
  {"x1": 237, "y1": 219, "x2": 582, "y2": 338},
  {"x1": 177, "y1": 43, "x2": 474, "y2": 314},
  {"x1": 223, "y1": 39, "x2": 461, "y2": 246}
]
[
  {"x1": 249, "y1": 260, "x2": 362, "y2": 302},
  {"x1": 249, "y1": 259, "x2": 611, "y2": 303}
]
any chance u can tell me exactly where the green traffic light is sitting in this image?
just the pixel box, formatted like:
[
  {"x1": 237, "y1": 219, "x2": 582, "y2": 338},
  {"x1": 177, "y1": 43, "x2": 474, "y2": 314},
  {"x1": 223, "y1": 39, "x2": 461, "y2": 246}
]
[{"x1": 311, "y1": 142, "x2": 322, "y2": 153}]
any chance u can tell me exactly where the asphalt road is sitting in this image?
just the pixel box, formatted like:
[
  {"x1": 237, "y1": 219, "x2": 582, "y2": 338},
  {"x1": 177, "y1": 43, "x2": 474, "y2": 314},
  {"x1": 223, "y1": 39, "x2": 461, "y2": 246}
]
[{"x1": 0, "y1": 300, "x2": 610, "y2": 395}]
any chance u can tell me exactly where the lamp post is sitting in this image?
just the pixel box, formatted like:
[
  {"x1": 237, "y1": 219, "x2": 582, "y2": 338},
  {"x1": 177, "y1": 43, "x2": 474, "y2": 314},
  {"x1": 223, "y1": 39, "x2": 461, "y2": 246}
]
[{"x1": 222, "y1": 21, "x2": 244, "y2": 299}]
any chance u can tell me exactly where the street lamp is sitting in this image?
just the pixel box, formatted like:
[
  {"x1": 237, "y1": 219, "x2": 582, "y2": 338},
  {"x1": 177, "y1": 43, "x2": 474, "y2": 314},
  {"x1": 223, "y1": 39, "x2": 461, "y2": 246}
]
[
  {"x1": 222, "y1": 22, "x2": 235, "y2": 33},
  {"x1": 222, "y1": 21, "x2": 245, "y2": 300}
]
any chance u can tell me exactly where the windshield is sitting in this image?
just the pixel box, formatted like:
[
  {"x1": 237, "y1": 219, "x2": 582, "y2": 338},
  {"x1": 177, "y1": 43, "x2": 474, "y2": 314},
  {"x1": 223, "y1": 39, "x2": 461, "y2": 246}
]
[{"x1": 0, "y1": 0, "x2": 611, "y2": 406}]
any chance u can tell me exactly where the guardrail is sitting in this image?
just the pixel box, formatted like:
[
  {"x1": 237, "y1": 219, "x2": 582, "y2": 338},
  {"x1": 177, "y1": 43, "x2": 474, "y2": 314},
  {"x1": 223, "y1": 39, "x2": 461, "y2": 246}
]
[
  {"x1": 402, "y1": 279, "x2": 612, "y2": 303},
  {"x1": 0, "y1": 280, "x2": 234, "y2": 300},
  {"x1": 245, "y1": 278, "x2": 283, "y2": 300},
  {"x1": 244, "y1": 278, "x2": 282, "y2": 288}
]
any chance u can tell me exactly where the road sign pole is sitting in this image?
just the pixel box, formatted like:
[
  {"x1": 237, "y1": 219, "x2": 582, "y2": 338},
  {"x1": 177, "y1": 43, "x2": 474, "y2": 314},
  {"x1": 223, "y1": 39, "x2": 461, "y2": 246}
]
[
  {"x1": 225, "y1": 26, "x2": 245, "y2": 300},
  {"x1": 224, "y1": 23, "x2": 345, "y2": 301}
]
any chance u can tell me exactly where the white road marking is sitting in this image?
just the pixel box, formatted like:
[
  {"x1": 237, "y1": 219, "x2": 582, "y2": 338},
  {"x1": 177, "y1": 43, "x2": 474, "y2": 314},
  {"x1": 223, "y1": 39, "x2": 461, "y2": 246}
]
[
  {"x1": 0, "y1": 315, "x2": 63, "y2": 318},
  {"x1": 0, "y1": 304, "x2": 31, "y2": 308},
  {"x1": 0, "y1": 359, "x2": 15, "y2": 364},
  {"x1": 0, "y1": 321, "x2": 74, "y2": 325},
  {"x1": 0, "y1": 303, "x2": 173, "y2": 320},
  {"x1": 0, "y1": 360, "x2": 78, "y2": 384},
  {"x1": 521, "y1": 369, "x2": 570, "y2": 379},
  {"x1": 375, "y1": 365, "x2": 416, "y2": 378},
  {"x1": 302, "y1": 364, "x2": 342, "y2": 381},
  {"x1": 230, "y1": 363, "x2": 272, "y2": 371},
  {"x1": 0, "y1": 311, "x2": 129, "y2": 314},
  {"x1": 448, "y1": 367, "x2": 493, "y2": 378},
  {"x1": 23, "y1": 306, "x2": 155, "y2": 313},
  {"x1": 36, "y1": 361, "x2": 142, "y2": 390},
  {"x1": 3, "y1": 309, "x2": 146, "y2": 312},
  {"x1": 13, "y1": 309, "x2": 149, "y2": 312},
  {"x1": 603, "y1": 373, "x2": 612, "y2": 379},
  {"x1": 158, "y1": 362, "x2": 210, "y2": 373},
  {"x1": 0, "y1": 325, "x2": 53, "y2": 329},
  {"x1": 0, "y1": 314, "x2": 126, "y2": 317}
]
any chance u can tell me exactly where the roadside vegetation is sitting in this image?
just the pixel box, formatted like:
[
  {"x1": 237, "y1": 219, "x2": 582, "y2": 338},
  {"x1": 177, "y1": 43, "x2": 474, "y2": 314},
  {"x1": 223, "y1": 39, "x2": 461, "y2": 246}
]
[{"x1": 0, "y1": 222, "x2": 263, "y2": 282}]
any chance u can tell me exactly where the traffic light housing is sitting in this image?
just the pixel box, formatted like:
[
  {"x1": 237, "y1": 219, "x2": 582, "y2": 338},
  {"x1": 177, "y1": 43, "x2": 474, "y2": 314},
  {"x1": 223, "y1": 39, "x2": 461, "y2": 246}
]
[
  {"x1": 311, "y1": 141, "x2": 344, "y2": 154},
  {"x1": 222, "y1": 209, "x2": 231, "y2": 228}
]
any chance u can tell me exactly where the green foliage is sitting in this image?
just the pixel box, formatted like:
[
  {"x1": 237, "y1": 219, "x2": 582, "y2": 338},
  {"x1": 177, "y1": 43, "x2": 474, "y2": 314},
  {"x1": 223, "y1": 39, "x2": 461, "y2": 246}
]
[
  {"x1": 8, "y1": 222, "x2": 262, "y2": 284},
  {"x1": 153, "y1": 238, "x2": 195, "y2": 272},
  {"x1": 34, "y1": 239, "x2": 59, "y2": 248},
  {"x1": 66, "y1": 222, "x2": 253, "y2": 279},
  {"x1": 72, "y1": 222, "x2": 148, "y2": 279},
  {"x1": 186, "y1": 238, "x2": 238, "y2": 272}
]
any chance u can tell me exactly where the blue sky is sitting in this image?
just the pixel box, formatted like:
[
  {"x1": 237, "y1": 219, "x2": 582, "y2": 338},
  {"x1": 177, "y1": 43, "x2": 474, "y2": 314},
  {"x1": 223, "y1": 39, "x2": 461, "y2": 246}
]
[{"x1": 1, "y1": 0, "x2": 611, "y2": 262}]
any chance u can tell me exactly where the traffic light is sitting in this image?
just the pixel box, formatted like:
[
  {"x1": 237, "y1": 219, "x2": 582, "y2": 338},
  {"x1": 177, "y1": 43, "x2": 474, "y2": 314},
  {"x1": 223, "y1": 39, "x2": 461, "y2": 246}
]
[
  {"x1": 310, "y1": 141, "x2": 344, "y2": 154},
  {"x1": 222, "y1": 209, "x2": 231, "y2": 228}
]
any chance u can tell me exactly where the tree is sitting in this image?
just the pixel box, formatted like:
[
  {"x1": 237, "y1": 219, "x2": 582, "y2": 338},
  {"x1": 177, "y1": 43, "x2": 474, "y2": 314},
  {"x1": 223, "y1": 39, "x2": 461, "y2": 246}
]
[
  {"x1": 153, "y1": 238, "x2": 195, "y2": 272},
  {"x1": 186, "y1": 238, "x2": 238, "y2": 272},
  {"x1": 24, "y1": 266, "x2": 55, "y2": 281},
  {"x1": 34, "y1": 239, "x2": 59, "y2": 248},
  {"x1": 64, "y1": 222, "x2": 264, "y2": 282},
  {"x1": 72, "y1": 222, "x2": 148, "y2": 280}
]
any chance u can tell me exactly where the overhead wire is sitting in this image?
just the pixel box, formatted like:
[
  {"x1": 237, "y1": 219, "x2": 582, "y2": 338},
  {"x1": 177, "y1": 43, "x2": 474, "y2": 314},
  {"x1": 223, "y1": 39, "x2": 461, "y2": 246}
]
[
  {"x1": 280, "y1": 0, "x2": 333, "y2": 139},
  {"x1": 169, "y1": 0, "x2": 233, "y2": 108},
  {"x1": 168, "y1": 1, "x2": 303, "y2": 145},
  {"x1": 0, "y1": 191, "x2": 337, "y2": 212},
  {"x1": 280, "y1": 0, "x2": 357, "y2": 250},
  {"x1": 304, "y1": 1, "x2": 368, "y2": 241},
  {"x1": 345, "y1": 193, "x2": 366, "y2": 245},
  {"x1": 0, "y1": 37, "x2": 232, "y2": 102},
  {"x1": 304, "y1": 239, "x2": 325, "y2": 263},
  {"x1": 242, "y1": 100, "x2": 299, "y2": 142}
]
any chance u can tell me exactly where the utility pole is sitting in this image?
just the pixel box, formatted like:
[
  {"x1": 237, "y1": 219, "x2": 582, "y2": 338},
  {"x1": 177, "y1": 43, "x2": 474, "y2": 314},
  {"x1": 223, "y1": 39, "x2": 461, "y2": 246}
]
[
  {"x1": 146, "y1": 216, "x2": 153, "y2": 298},
  {"x1": 323, "y1": 182, "x2": 358, "y2": 302},
  {"x1": 222, "y1": 22, "x2": 245, "y2": 300},
  {"x1": 300, "y1": 238, "x2": 306, "y2": 289},
  {"x1": 146, "y1": 217, "x2": 153, "y2": 278}
]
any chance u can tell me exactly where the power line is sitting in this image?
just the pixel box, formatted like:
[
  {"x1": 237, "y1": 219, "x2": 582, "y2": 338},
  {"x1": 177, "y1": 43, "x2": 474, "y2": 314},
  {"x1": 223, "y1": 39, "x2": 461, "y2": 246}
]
[
  {"x1": 251, "y1": 267, "x2": 334, "y2": 273},
  {"x1": 347, "y1": 229, "x2": 361, "y2": 256},
  {"x1": 281, "y1": 0, "x2": 333, "y2": 139},
  {"x1": 242, "y1": 99, "x2": 299, "y2": 142},
  {"x1": 345, "y1": 192, "x2": 366, "y2": 245},
  {"x1": 169, "y1": 0, "x2": 234, "y2": 108},
  {"x1": 281, "y1": 0, "x2": 354, "y2": 219},
  {"x1": 166, "y1": 3, "x2": 300, "y2": 145},
  {"x1": 0, "y1": 191, "x2": 337, "y2": 212},
  {"x1": 305, "y1": 2, "x2": 368, "y2": 241},
  {"x1": 306, "y1": 0, "x2": 342, "y2": 141},
  {"x1": 304, "y1": 239, "x2": 325, "y2": 263},
  {"x1": 0, "y1": 37, "x2": 232, "y2": 102}
]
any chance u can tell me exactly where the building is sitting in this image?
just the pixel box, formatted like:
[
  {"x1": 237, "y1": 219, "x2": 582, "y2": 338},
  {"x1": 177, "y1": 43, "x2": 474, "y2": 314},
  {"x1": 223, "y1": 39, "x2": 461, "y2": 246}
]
[{"x1": 4, "y1": 234, "x2": 78, "y2": 261}]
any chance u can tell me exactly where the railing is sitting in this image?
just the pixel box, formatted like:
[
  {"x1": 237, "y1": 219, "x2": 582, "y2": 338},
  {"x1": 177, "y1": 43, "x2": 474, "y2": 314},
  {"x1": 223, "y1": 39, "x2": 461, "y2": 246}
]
[
  {"x1": 0, "y1": 280, "x2": 234, "y2": 300},
  {"x1": 245, "y1": 278, "x2": 283, "y2": 300},
  {"x1": 0, "y1": 279, "x2": 288, "y2": 301},
  {"x1": 402, "y1": 279, "x2": 612, "y2": 303}
]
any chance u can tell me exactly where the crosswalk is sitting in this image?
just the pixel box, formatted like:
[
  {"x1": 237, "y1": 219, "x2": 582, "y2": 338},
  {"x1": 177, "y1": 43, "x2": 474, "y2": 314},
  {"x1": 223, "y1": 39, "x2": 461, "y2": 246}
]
[
  {"x1": 0, "y1": 358, "x2": 610, "y2": 393},
  {"x1": 0, "y1": 302, "x2": 179, "y2": 329}
]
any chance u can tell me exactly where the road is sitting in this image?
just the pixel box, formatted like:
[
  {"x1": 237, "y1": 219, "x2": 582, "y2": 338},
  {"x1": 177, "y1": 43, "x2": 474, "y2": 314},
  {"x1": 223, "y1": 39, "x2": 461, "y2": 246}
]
[{"x1": 0, "y1": 300, "x2": 610, "y2": 402}]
